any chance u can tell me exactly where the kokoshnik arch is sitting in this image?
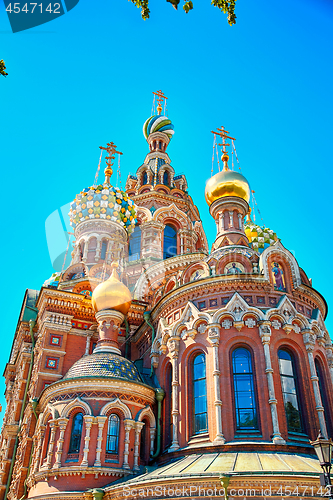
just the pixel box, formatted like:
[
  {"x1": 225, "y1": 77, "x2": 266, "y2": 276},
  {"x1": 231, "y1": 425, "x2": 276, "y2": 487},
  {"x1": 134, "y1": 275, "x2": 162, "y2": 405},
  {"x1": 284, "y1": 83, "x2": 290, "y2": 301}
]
[{"x1": 0, "y1": 91, "x2": 332, "y2": 500}]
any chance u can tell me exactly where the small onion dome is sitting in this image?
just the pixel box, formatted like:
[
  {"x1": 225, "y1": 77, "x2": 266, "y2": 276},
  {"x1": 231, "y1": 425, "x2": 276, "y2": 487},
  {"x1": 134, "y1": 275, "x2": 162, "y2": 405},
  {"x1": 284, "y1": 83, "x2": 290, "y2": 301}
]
[
  {"x1": 143, "y1": 115, "x2": 174, "y2": 140},
  {"x1": 63, "y1": 352, "x2": 142, "y2": 383},
  {"x1": 92, "y1": 263, "x2": 131, "y2": 315},
  {"x1": 69, "y1": 184, "x2": 137, "y2": 234},
  {"x1": 205, "y1": 166, "x2": 251, "y2": 206},
  {"x1": 245, "y1": 221, "x2": 278, "y2": 254}
]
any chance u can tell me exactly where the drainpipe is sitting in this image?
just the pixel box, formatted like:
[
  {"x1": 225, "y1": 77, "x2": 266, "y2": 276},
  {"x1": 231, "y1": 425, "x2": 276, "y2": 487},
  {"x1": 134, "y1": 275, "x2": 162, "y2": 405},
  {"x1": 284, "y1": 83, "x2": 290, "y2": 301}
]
[
  {"x1": 151, "y1": 388, "x2": 165, "y2": 460},
  {"x1": 5, "y1": 319, "x2": 36, "y2": 500},
  {"x1": 18, "y1": 399, "x2": 39, "y2": 500},
  {"x1": 143, "y1": 311, "x2": 155, "y2": 377}
]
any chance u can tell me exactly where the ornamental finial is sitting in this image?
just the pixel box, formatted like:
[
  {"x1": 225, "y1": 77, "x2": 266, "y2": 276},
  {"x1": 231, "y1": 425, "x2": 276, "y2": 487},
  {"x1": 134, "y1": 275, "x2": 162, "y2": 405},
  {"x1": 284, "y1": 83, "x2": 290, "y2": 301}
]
[
  {"x1": 99, "y1": 141, "x2": 123, "y2": 185},
  {"x1": 152, "y1": 89, "x2": 168, "y2": 115},
  {"x1": 211, "y1": 126, "x2": 236, "y2": 171}
]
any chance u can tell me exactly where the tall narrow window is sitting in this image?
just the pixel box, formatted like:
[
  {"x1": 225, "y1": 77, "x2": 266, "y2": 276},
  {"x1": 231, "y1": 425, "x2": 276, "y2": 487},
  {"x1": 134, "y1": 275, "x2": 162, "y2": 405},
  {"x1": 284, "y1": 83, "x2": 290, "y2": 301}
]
[
  {"x1": 278, "y1": 349, "x2": 303, "y2": 432},
  {"x1": 232, "y1": 348, "x2": 258, "y2": 430},
  {"x1": 100, "y1": 240, "x2": 108, "y2": 260},
  {"x1": 193, "y1": 353, "x2": 208, "y2": 434},
  {"x1": 68, "y1": 413, "x2": 83, "y2": 453},
  {"x1": 315, "y1": 359, "x2": 333, "y2": 438},
  {"x1": 163, "y1": 171, "x2": 169, "y2": 185},
  {"x1": 140, "y1": 421, "x2": 146, "y2": 460},
  {"x1": 129, "y1": 225, "x2": 142, "y2": 261},
  {"x1": 165, "y1": 364, "x2": 173, "y2": 448},
  {"x1": 163, "y1": 225, "x2": 177, "y2": 259},
  {"x1": 143, "y1": 171, "x2": 148, "y2": 185},
  {"x1": 106, "y1": 414, "x2": 120, "y2": 453}
]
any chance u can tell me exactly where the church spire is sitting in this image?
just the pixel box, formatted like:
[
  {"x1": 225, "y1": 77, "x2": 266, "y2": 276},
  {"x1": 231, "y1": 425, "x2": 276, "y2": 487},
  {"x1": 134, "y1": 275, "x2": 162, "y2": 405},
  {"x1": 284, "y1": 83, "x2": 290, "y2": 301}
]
[
  {"x1": 99, "y1": 141, "x2": 123, "y2": 186},
  {"x1": 205, "y1": 126, "x2": 251, "y2": 250}
]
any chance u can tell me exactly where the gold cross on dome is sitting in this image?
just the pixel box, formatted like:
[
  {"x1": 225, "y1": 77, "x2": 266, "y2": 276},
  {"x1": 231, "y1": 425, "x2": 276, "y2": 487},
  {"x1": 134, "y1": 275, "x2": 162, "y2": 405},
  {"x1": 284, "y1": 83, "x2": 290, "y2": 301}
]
[
  {"x1": 211, "y1": 126, "x2": 236, "y2": 152},
  {"x1": 152, "y1": 90, "x2": 168, "y2": 115},
  {"x1": 99, "y1": 141, "x2": 123, "y2": 169}
]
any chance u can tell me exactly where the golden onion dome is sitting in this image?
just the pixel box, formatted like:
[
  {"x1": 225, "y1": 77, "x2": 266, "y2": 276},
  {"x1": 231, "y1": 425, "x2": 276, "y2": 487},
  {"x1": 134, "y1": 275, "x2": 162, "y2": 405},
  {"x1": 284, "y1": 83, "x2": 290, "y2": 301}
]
[
  {"x1": 92, "y1": 263, "x2": 132, "y2": 315},
  {"x1": 205, "y1": 154, "x2": 251, "y2": 206}
]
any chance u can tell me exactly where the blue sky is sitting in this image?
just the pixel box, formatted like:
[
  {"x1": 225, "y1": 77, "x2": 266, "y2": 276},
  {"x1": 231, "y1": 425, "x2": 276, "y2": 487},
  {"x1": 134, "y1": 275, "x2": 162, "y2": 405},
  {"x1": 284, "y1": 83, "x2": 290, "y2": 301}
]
[{"x1": 1, "y1": 0, "x2": 333, "y2": 415}]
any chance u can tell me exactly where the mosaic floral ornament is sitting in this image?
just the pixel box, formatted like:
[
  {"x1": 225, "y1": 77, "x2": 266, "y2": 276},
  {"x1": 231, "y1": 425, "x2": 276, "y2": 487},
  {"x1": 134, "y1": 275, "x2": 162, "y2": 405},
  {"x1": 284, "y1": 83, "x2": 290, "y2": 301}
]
[
  {"x1": 244, "y1": 221, "x2": 278, "y2": 254},
  {"x1": 69, "y1": 185, "x2": 137, "y2": 234},
  {"x1": 43, "y1": 272, "x2": 61, "y2": 288},
  {"x1": 143, "y1": 115, "x2": 175, "y2": 139}
]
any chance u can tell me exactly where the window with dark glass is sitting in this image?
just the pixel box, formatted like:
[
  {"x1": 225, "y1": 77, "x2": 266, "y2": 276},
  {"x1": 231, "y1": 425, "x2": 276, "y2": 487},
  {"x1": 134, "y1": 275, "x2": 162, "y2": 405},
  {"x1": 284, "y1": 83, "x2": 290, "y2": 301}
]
[
  {"x1": 315, "y1": 359, "x2": 333, "y2": 438},
  {"x1": 106, "y1": 414, "x2": 120, "y2": 453},
  {"x1": 278, "y1": 349, "x2": 303, "y2": 432},
  {"x1": 143, "y1": 171, "x2": 148, "y2": 185},
  {"x1": 165, "y1": 364, "x2": 173, "y2": 447},
  {"x1": 163, "y1": 171, "x2": 169, "y2": 185},
  {"x1": 129, "y1": 225, "x2": 142, "y2": 261},
  {"x1": 232, "y1": 347, "x2": 258, "y2": 430},
  {"x1": 140, "y1": 421, "x2": 146, "y2": 460},
  {"x1": 163, "y1": 225, "x2": 177, "y2": 259},
  {"x1": 101, "y1": 240, "x2": 108, "y2": 260},
  {"x1": 193, "y1": 353, "x2": 208, "y2": 434},
  {"x1": 68, "y1": 413, "x2": 83, "y2": 453}
]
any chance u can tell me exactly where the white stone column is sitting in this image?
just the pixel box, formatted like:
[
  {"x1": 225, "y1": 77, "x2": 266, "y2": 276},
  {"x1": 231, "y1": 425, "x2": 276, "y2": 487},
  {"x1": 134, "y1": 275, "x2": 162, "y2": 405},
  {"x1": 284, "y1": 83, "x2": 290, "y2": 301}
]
[
  {"x1": 95, "y1": 237, "x2": 102, "y2": 262},
  {"x1": 82, "y1": 241, "x2": 88, "y2": 262},
  {"x1": 169, "y1": 338, "x2": 180, "y2": 451},
  {"x1": 180, "y1": 235, "x2": 184, "y2": 255},
  {"x1": 81, "y1": 416, "x2": 94, "y2": 467},
  {"x1": 237, "y1": 213, "x2": 242, "y2": 230},
  {"x1": 85, "y1": 334, "x2": 92, "y2": 356},
  {"x1": 133, "y1": 421, "x2": 145, "y2": 471},
  {"x1": 33, "y1": 425, "x2": 45, "y2": 474},
  {"x1": 94, "y1": 416, "x2": 107, "y2": 467},
  {"x1": 259, "y1": 322, "x2": 285, "y2": 444},
  {"x1": 123, "y1": 420, "x2": 134, "y2": 469},
  {"x1": 53, "y1": 418, "x2": 69, "y2": 469},
  {"x1": 303, "y1": 330, "x2": 328, "y2": 438},
  {"x1": 46, "y1": 420, "x2": 57, "y2": 468},
  {"x1": 207, "y1": 324, "x2": 225, "y2": 444},
  {"x1": 229, "y1": 211, "x2": 234, "y2": 228}
]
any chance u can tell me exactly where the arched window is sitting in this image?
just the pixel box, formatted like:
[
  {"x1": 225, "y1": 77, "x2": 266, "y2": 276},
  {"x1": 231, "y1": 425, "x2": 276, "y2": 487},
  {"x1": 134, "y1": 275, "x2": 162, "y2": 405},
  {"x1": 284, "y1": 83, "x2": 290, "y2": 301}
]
[
  {"x1": 101, "y1": 240, "x2": 108, "y2": 260},
  {"x1": 68, "y1": 413, "x2": 83, "y2": 453},
  {"x1": 164, "y1": 364, "x2": 173, "y2": 448},
  {"x1": 80, "y1": 241, "x2": 85, "y2": 260},
  {"x1": 193, "y1": 353, "x2": 208, "y2": 434},
  {"x1": 140, "y1": 421, "x2": 146, "y2": 460},
  {"x1": 163, "y1": 225, "x2": 177, "y2": 259},
  {"x1": 143, "y1": 171, "x2": 148, "y2": 185},
  {"x1": 163, "y1": 171, "x2": 169, "y2": 185},
  {"x1": 278, "y1": 349, "x2": 303, "y2": 432},
  {"x1": 129, "y1": 225, "x2": 142, "y2": 261},
  {"x1": 232, "y1": 348, "x2": 258, "y2": 430},
  {"x1": 315, "y1": 359, "x2": 333, "y2": 438},
  {"x1": 106, "y1": 414, "x2": 120, "y2": 453}
]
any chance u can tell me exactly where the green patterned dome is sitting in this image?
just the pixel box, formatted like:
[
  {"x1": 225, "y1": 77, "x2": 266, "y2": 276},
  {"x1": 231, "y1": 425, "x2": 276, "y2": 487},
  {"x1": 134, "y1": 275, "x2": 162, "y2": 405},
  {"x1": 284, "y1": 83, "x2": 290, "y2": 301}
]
[
  {"x1": 63, "y1": 352, "x2": 143, "y2": 383},
  {"x1": 244, "y1": 221, "x2": 278, "y2": 254}
]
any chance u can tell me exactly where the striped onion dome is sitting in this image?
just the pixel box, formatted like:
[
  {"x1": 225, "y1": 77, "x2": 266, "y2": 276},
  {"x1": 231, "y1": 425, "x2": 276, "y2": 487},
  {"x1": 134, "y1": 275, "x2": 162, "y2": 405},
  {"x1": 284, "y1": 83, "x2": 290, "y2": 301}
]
[{"x1": 143, "y1": 115, "x2": 174, "y2": 140}]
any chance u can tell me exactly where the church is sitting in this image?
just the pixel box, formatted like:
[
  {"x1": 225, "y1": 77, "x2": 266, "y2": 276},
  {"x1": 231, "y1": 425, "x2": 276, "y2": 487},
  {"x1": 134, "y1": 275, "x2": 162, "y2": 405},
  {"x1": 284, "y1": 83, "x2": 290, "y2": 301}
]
[{"x1": 0, "y1": 91, "x2": 332, "y2": 500}]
